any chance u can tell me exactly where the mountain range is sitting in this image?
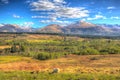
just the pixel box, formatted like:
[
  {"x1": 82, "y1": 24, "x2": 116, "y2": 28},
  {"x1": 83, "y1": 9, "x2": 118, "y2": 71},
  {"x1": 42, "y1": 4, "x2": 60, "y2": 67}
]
[
  {"x1": 0, "y1": 24, "x2": 34, "y2": 32},
  {"x1": 0, "y1": 21, "x2": 120, "y2": 36},
  {"x1": 38, "y1": 21, "x2": 120, "y2": 36}
]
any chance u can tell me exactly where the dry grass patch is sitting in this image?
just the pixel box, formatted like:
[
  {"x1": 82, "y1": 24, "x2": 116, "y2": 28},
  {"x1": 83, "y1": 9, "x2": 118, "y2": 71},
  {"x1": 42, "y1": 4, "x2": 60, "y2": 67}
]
[
  {"x1": 0, "y1": 45, "x2": 11, "y2": 49},
  {"x1": 0, "y1": 55, "x2": 120, "y2": 74}
]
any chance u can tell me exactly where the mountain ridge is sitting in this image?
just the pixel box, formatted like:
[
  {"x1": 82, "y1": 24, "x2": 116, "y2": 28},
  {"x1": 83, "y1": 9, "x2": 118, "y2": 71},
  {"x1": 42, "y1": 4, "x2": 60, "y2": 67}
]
[
  {"x1": 0, "y1": 24, "x2": 35, "y2": 32},
  {"x1": 0, "y1": 21, "x2": 120, "y2": 36},
  {"x1": 39, "y1": 21, "x2": 120, "y2": 36}
]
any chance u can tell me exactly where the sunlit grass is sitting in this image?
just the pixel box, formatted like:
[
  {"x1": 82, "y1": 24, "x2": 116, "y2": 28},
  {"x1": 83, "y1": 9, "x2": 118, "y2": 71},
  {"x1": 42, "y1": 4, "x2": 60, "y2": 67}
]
[
  {"x1": 0, "y1": 71, "x2": 120, "y2": 80},
  {"x1": 0, "y1": 45, "x2": 11, "y2": 49},
  {"x1": 0, "y1": 56, "x2": 27, "y2": 64},
  {"x1": 27, "y1": 40, "x2": 53, "y2": 42},
  {"x1": 0, "y1": 34, "x2": 120, "y2": 79}
]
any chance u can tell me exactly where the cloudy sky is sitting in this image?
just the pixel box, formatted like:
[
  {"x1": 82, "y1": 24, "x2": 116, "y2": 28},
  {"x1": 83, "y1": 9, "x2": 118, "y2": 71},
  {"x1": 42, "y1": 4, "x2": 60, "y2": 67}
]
[{"x1": 0, "y1": 0, "x2": 120, "y2": 28}]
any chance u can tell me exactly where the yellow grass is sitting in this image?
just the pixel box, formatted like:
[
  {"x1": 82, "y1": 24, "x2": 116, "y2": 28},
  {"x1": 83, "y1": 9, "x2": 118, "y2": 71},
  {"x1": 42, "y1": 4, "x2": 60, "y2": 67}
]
[
  {"x1": 0, "y1": 55, "x2": 120, "y2": 74},
  {"x1": 27, "y1": 40, "x2": 55, "y2": 43},
  {"x1": 0, "y1": 56, "x2": 31, "y2": 64},
  {"x1": 0, "y1": 45, "x2": 11, "y2": 49}
]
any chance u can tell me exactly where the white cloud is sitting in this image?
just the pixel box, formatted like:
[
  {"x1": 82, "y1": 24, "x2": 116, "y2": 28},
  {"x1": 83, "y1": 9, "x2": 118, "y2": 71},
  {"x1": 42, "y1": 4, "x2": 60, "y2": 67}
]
[
  {"x1": 95, "y1": 15, "x2": 106, "y2": 19},
  {"x1": 40, "y1": 20, "x2": 51, "y2": 23},
  {"x1": 0, "y1": 24, "x2": 3, "y2": 27},
  {"x1": 111, "y1": 16, "x2": 120, "y2": 19},
  {"x1": 40, "y1": 19, "x2": 70, "y2": 24},
  {"x1": 1, "y1": 0, "x2": 9, "y2": 4},
  {"x1": 53, "y1": 0, "x2": 66, "y2": 4},
  {"x1": 81, "y1": 19, "x2": 86, "y2": 21},
  {"x1": 13, "y1": 14, "x2": 21, "y2": 18},
  {"x1": 87, "y1": 15, "x2": 106, "y2": 20},
  {"x1": 107, "y1": 6, "x2": 115, "y2": 10},
  {"x1": 25, "y1": 0, "x2": 32, "y2": 3},
  {"x1": 21, "y1": 22, "x2": 34, "y2": 28},
  {"x1": 30, "y1": 0, "x2": 89, "y2": 23},
  {"x1": 50, "y1": 17, "x2": 57, "y2": 21},
  {"x1": 54, "y1": 7, "x2": 89, "y2": 19},
  {"x1": 32, "y1": 16, "x2": 50, "y2": 18},
  {"x1": 30, "y1": 0, "x2": 56, "y2": 11}
]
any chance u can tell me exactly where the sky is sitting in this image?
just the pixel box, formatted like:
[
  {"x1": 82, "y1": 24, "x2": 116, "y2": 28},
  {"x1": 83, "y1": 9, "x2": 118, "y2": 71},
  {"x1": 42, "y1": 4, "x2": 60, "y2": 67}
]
[{"x1": 0, "y1": 0, "x2": 120, "y2": 28}]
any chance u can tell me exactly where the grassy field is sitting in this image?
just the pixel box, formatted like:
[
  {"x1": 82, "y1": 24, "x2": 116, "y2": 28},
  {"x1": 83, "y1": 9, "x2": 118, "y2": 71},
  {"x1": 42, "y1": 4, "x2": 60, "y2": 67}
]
[
  {"x1": 0, "y1": 55, "x2": 120, "y2": 80},
  {"x1": 0, "y1": 56, "x2": 24, "y2": 64},
  {"x1": 0, "y1": 55, "x2": 120, "y2": 72},
  {"x1": 0, "y1": 71, "x2": 120, "y2": 80},
  {"x1": 0, "y1": 34, "x2": 120, "y2": 80}
]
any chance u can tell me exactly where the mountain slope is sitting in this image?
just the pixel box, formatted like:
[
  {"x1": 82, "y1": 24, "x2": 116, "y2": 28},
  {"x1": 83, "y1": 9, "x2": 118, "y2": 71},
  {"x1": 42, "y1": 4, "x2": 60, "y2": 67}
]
[
  {"x1": 37, "y1": 24, "x2": 63, "y2": 33},
  {"x1": 0, "y1": 24, "x2": 34, "y2": 32},
  {"x1": 65, "y1": 21, "x2": 113, "y2": 35},
  {"x1": 37, "y1": 21, "x2": 120, "y2": 36},
  {"x1": 0, "y1": 21, "x2": 120, "y2": 36}
]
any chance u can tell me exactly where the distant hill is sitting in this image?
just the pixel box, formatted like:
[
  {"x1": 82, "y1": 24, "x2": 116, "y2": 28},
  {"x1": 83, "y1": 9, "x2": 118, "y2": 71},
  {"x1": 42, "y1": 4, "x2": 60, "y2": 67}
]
[
  {"x1": 64, "y1": 21, "x2": 113, "y2": 35},
  {"x1": 37, "y1": 21, "x2": 120, "y2": 36},
  {"x1": 0, "y1": 24, "x2": 34, "y2": 32},
  {"x1": 0, "y1": 21, "x2": 120, "y2": 36},
  {"x1": 37, "y1": 24, "x2": 63, "y2": 33}
]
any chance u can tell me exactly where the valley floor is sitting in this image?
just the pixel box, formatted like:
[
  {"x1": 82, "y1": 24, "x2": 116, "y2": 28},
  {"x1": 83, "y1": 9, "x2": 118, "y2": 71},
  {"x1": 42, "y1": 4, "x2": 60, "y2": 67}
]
[
  {"x1": 0, "y1": 55, "x2": 120, "y2": 80},
  {"x1": 0, "y1": 55, "x2": 120, "y2": 74},
  {"x1": 0, "y1": 34, "x2": 120, "y2": 80}
]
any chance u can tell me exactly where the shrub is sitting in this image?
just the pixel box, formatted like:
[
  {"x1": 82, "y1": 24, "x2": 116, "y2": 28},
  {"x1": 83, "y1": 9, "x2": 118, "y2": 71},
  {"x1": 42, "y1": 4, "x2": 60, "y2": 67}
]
[
  {"x1": 10, "y1": 45, "x2": 19, "y2": 53},
  {"x1": 4, "y1": 48, "x2": 11, "y2": 54},
  {"x1": 34, "y1": 52, "x2": 51, "y2": 60},
  {"x1": 76, "y1": 48, "x2": 99, "y2": 55},
  {"x1": 100, "y1": 47, "x2": 120, "y2": 54},
  {"x1": 90, "y1": 57, "x2": 100, "y2": 60}
]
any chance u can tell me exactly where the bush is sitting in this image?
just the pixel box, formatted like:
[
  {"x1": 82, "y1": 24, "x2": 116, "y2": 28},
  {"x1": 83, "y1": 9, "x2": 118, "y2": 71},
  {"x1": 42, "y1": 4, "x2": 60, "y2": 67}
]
[
  {"x1": 108, "y1": 47, "x2": 120, "y2": 54},
  {"x1": 33, "y1": 52, "x2": 66, "y2": 60},
  {"x1": 10, "y1": 45, "x2": 19, "y2": 53},
  {"x1": 35, "y1": 52, "x2": 50, "y2": 60},
  {"x1": 100, "y1": 47, "x2": 120, "y2": 54},
  {"x1": 90, "y1": 57, "x2": 100, "y2": 60},
  {"x1": 4, "y1": 48, "x2": 11, "y2": 54},
  {"x1": 76, "y1": 48, "x2": 99, "y2": 55}
]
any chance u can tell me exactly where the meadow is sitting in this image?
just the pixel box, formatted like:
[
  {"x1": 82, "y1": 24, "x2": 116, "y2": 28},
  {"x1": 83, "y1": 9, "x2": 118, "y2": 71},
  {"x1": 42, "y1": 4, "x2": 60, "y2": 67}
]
[{"x1": 0, "y1": 33, "x2": 120, "y2": 80}]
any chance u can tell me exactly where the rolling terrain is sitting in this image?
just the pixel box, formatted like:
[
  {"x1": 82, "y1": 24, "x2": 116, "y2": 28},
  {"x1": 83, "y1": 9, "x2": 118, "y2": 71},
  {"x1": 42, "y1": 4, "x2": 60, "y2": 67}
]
[
  {"x1": 0, "y1": 33, "x2": 120, "y2": 80},
  {"x1": 0, "y1": 24, "x2": 34, "y2": 32},
  {"x1": 0, "y1": 21, "x2": 120, "y2": 36},
  {"x1": 37, "y1": 21, "x2": 120, "y2": 35}
]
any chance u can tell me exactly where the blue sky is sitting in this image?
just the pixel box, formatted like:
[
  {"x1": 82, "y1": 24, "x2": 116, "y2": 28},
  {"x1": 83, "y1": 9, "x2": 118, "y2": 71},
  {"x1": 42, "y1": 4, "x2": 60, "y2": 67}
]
[{"x1": 0, "y1": 0, "x2": 120, "y2": 28}]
